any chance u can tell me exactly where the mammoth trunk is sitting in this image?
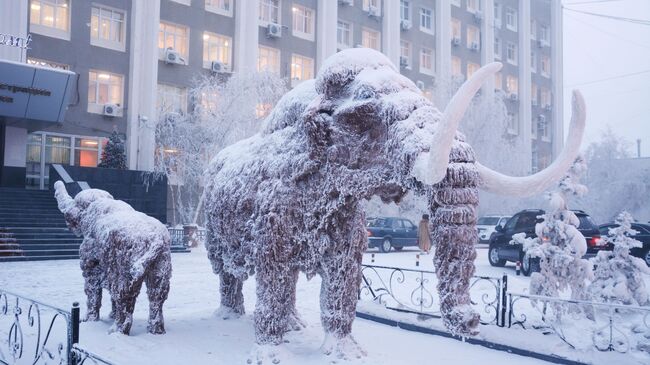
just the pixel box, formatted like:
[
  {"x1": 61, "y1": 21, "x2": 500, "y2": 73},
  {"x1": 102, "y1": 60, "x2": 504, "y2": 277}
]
[
  {"x1": 430, "y1": 135, "x2": 480, "y2": 336},
  {"x1": 54, "y1": 181, "x2": 75, "y2": 214}
]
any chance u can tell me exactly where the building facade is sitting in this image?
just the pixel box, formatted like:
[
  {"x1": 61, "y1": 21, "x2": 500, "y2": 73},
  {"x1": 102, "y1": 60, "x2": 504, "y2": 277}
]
[{"x1": 1, "y1": 0, "x2": 563, "y2": 190}]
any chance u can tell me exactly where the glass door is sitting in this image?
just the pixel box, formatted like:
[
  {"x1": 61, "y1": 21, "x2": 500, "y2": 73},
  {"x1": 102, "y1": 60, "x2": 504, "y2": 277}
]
[
  {"x1": 25, "y1": 134, "x2": 43, "y2": 189},
  {"x1": 43, "y1": 135, "x2": 71, "y2": 189}
]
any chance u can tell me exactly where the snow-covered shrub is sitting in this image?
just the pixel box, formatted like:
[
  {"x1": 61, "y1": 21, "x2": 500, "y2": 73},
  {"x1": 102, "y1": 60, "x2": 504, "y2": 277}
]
[
  {"x1": 589, "y1": 212, "x2": 650, "y2": 306},
  {"x1": 98, "y1": 130, "x2": 127, "y2": 169}
]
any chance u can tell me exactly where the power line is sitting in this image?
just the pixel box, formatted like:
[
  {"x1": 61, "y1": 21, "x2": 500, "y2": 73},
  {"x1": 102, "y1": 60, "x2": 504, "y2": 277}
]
[
  {"x1": 567, "y1": 69, "x2": 650, "y2": 87},
  {"x1": 565, "y1": 12, "x2": 650, "y2": 50},
  {"x1": 563, "y1": 7, "x2": 650, "y2": 25}
]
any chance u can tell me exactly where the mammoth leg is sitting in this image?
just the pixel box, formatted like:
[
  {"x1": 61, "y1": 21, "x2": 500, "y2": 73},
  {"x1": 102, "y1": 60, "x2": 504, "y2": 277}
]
[
  {"x1": 218, "y1": 271, "x2": 245, "y2": 318},
  {"x1": 111, "y1": 278, "x2": 144, "y2": 335},
  {"x1": 145, "y1": 251, "x2": 171, "y2": 334},
  {"x1": 253, "y1": 261, "x2": 294, "y2": 345},
  {"x1": 81, "y1": 261, "x2": 103, "y2": 321},
  {"x1": 430, "y1": 135, "x2": 480, "y2": 336},
  {"x1": 285, "y1": 268, "x2": 305, "y2": 331}
]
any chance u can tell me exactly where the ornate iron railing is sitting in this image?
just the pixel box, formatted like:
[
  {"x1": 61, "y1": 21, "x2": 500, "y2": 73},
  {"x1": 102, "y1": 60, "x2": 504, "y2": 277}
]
[
  {"x1": 507, "y1": 292, "x2": 650, "y2": 354},
  {"x1": 359, "y1": 264, "x2": 508, "y2": 326},
  {"x1": 71, "y1": 345, "x2": 114, "y2": 365}
]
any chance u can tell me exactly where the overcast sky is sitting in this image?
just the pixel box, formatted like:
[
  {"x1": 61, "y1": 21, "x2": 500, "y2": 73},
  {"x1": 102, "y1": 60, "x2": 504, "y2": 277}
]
[{"x1": 562, "y1": 0, "x2": 650, "y2": 157}]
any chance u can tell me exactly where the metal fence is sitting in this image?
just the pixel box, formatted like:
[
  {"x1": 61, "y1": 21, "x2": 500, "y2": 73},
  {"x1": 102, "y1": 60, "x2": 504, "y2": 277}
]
[
  {"x1": 168, "y1": 227, "x2": 206, "y2": 248},
  {"x1": 0, "y1": 289, "x2": 115, "y2": 365}
]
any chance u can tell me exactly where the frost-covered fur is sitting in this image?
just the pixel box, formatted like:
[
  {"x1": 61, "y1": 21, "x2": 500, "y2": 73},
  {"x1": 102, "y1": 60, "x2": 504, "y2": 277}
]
[
  {"x1": 54, "y1": 181, "x2": 172, "y2": 335},
  {"x1": 589, "y1": 212, "x2": 650, "y2": 305}
]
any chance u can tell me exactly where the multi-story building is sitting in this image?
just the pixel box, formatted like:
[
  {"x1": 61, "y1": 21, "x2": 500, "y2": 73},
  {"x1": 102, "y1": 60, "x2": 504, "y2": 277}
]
[{"x1": 1, "y1": 0, "x2": 563, "y2": 191}]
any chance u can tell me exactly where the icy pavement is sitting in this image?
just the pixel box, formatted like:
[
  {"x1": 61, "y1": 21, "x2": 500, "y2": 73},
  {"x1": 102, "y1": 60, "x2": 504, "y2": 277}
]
[{"x1": 0, "y1": 247, "x2": 555, "y2": 365}]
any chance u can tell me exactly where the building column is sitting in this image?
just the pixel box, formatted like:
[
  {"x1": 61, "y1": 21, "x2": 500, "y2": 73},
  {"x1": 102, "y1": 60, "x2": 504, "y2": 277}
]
[
  {"x1": 382, "y1": 0, "x2": 400, "y2": 67},
  {"x1": 551, "y1": 2, "x2": 564, "y2": 159},
  {"x1": 234, "y1": 0, "x2": 260, "y2": 73},
  {"x1": 436, "y1": 0, "x2": 451, "y2": 81},
  {"x1": 126, "y1": 0, "x2": 161, "y2": 171},
  {"x1": 316, "y1": 0, "x2": 338, "y2": 71},
  {"x1": 519, "y1": 0, "x2": 532, "y2": 173},
  {"x1": 482, "y1": 0, "x2": 495, "y2": 97},
  {"x1": 0, "y1": 0, "x2": 28, "y2": 62}
]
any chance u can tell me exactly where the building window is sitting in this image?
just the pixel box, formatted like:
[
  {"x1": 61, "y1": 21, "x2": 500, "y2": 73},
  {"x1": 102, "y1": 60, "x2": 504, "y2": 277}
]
[
  {"x1": 363, "y1": 0, "x2": 381, "y2": 15},
  {"x1": 88, "y1": 71, "x2": 123, "y2": 114},
  {"x1": 260, "y1": 0, "x2": 280, "y2": 24},
  {"x1": 451, "y1": 56, "x2": 462, "y2": 77},
  {"x1": 530, "y1": 50, "x2": 537, "y2": 73},
  {"x1": 420, "y1": 47, "x2": 434, "y2": 75},
  {"x1": 494, "y1": 72, "x2": 502, "y2": 90},
  {"x1": 541, "y1": 55, "x2": 551, "y2": 77},
  {"x1": 531, "y1": 116, "x2": 537, "y2": 139},
  {"x1": 531, "y1": 84, "x2": 538, "y2": 106},
  {"x1": 451, "y1": 0, "x2": 460, "y2": 7},
  {"x1": 494, "y1": 37, "x2": 501, "y2": 59},
  {"x1": 420, "y1": 7, "x2": 434, "y2": 34},
  {"x1": 540, "y1": 88, "x2": 551, "y2": 108},
  {"x1": 506, "y1": 42, "x2": 517, "y2": 65},
  {"x1": 337, "y1": 20, "x2": 352, "y2": 48},
  {"x1": 530, "y1": 19, "x2": 536, "y2": 40},
  {"x1": 466, "y1": 25, "x2": 480, "y2": 50},
  {"x1": 29, "y1": 0, "x2": 70, "y2": 39},
  {"x1": 362, "y1": 28, "x2": 381, "y2": 50},
  {"x1": 90, "y1": 6, "x2": 126, "y2": 51},
  {"x1": 291, "y1": 54, "x2": 314, "y2": 85},
  {"x1": 157, "y1": 83, "x2": 188, "y2": 116},
  {"x1": 493, "y1": 2, "x2": 501, "y2": 28},
  {"x1": 400, "y1": 40, "x2": 411, "y2": 67},
  {"x1": 205, "y1": 0, "x2": 232, "y2": 16},
  {"x1": 203, "y1": 32, "x2": 232, "y2": 69},
  {"x1": 531, "y1": 147, "x2": 538, "y2": 171},
  {"x1": 159, "y1": 22, "x2": 189, "y2": 63},
  {"x1": 507, "y1": 112, "x2": 518, "y2": 135},
  {"x1": 170, "y1": 0, "x2": 191, "y2": 5},
  {"x1": 75, "y1": 137, "x2": 102, "y2": 168},
  {"x1": 540, "y1": 24, "x2": 550, "y2": 46},
  {"x1": 451, "y1": 18, "x2": 461, "y2": 42},
  {"x1": 540, "y1": 117, "x2": 550, "y2": 140},
  {"x1": 400, "y1": 0, "x2": 410, "y2": 21},
  {"x1": 505, "y1": 7, "x2": 517, "y2": 32},
  {"x1": 27, "y1": 57, "x2": 69, "y2": 70},
  {"x1": 467, "y1": 0, "x2": 480, "y2": 14},
  {"x1": 258, "y1": 46, "x2": 281, "y2": 75},
  {"x1": 506, "y1": 75, "x2": 518, "y2": 96},
  {"x1": 467, "y1": 62, "x2": 479, "y2": 79},
  {"x1": 292, "y1": 4, "x2": 315, "y2": 41}
]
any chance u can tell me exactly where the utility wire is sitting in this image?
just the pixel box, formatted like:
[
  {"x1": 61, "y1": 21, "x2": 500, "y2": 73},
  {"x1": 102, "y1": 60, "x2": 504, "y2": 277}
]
[
  {"x1": 563, "y1": 7, "x2": 650, "y2": 25},
  {"x1": 566, "y1": 69, "x2": 650, "y2": 87},
  {"x1": 565, "y1": 12, "x2": 650, "y2": 50}
]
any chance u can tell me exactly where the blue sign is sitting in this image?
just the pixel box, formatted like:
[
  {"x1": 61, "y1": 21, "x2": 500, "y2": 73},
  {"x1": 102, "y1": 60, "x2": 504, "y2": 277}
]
[{"x1": 0, "y1": 60, "x2": 75, "y2": 123}]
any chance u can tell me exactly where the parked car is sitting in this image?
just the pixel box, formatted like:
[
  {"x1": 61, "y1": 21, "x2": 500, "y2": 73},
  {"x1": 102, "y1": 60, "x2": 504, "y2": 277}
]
[
  {"x1": 477, "y1": 215, "x2": 511, "y2": 243},
  {"x1": 488, "y1": 209, "x2": 602, "y2": 276},
  {"x1": 598, "y1": 222, "x2": 650, "y2": 266},
  {"x1": 366, "y1": 217, "x2": 419, "y2": 253}
]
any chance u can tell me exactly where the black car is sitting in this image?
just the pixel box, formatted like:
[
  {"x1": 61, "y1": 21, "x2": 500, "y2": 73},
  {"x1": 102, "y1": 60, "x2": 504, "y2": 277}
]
[
  {"x1": 488, "y1": 209, "x2": 602, "y2": 276},
  {"x1": 366, "y1": 217, "x2": 418, "y2": 253},
  {"x1": 598, "y1": 222, "x2": 650, "y2": 266}
]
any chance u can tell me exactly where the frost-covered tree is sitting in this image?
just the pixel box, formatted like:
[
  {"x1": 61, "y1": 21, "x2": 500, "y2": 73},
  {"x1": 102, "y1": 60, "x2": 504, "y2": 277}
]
[
  {"x1": 98, "y1": 130, "x2": 127, "y2": 169},
  {"x1": 589, "y1": 212, "x2": 650, "y2": 305},
  {"x1": 526, "y1": 156, "x2": 593, "y2": 300},
  {"x1": 152, "y1": 72, "x2": 287, "y2": 225}
]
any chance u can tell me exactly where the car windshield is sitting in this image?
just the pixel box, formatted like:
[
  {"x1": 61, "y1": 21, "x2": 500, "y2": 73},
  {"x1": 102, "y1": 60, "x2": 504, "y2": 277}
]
[
  {"x1": 577, "y1": 215, "x2": 597, "y2": 230},
  {"x1": 477, "y1": 217, "x2": 500, "y2": 225}
]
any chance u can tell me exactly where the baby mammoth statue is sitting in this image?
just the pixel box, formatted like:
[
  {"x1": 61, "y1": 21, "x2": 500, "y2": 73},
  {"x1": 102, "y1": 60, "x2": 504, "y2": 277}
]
[{"x1": 54, "y1": 181, "x2": 172, "y2": 335}]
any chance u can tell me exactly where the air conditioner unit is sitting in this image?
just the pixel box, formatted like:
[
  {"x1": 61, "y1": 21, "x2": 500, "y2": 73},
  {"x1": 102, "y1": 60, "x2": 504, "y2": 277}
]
[
  {"x1": 416, "y1": 80, "x2": 425, "y2": 90},
  {"x1": 165, "y1": 48, "x2": 185, "y2": 65},
  {"x1": 102, "y1": 104, "x2": 120, "y2": 117},
  {"x1": 211, "y1": 61, "x2": 230, "y2": 73},
  {"x1": 470, "y1": 42, "x2": 480, "y2": 51},
  {"x1": 368, "y1": 5, "x2": 380, "y2": 17},
  {"x1": 452, "y1": 37, "x2": 461, "y2": 46},
  {"x1": 509, "y1": 93, "x2": 519, "y2": 101},
  {"x1": 399, "y1": 56, "x2": 409, "y2": 68},
  {"x1": 400, "y1": 19, "x2": 412, "y2": 30},
  {"x1": 537, "y1": 114, "x2": 546, "y2": 122},
  {"x1": 473, "y1": 12, "x2": 483, "y2": 23},
  {"x1": 338, "y1": 0, "x2": 353, "y2": 5},
  {"x1": 267, "y1": 23, "x2": 282, "y2": 38}
]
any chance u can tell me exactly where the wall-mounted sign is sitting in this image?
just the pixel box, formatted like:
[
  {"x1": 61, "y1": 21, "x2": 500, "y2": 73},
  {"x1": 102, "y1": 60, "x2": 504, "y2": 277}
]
[{"x1": 0, "y1": 33, "x2": 31, "y2": 50}]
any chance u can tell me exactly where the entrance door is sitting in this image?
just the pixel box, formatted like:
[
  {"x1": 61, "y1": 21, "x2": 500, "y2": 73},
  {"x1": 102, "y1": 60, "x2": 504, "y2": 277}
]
[{"x1": 26, "y1": 134, "x2": 71, "y2": 190}]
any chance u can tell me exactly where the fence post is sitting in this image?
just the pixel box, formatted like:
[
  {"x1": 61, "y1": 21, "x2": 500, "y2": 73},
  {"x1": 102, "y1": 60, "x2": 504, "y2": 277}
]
[
  {"x1": 70, "y1": 302, "x2": 80, "y2": 365},
  {"x1": 499, "y1": 274, "x2": 508, "y2": 327}
]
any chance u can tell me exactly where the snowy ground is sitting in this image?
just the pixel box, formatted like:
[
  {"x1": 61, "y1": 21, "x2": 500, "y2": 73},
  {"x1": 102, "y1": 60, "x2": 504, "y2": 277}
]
[{"x1": 0, "y1": 246, "x2": 647, "y2": 364}]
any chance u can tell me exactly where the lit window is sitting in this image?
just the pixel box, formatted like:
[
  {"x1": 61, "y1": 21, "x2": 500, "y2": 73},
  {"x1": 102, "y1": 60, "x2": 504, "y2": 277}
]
[
  {"x1": 362, "y1": 28, "x2": 381, "y2": 51},
  {"x1": 75, "y1": 137, "x2": 101, "y2": 168},
  {"x1": 27, "y1": 57, "x2": 69, "y2": 70},
  {"x1": 530, "y1": 19, "x2": 536, "y2": 40},
  {"x1": 291, "y1": 54, "x2": 314, "y2": 85},
  {"x1": 467, "y1": 0, "x2": 480, "y2": 13},
  {"x1": 466, "y1": 25, "x2": 480, "y2": 50},
  {"x1": 531, "y1": 84, "x2": 538, "y2": 105},
  {"x1": 451, "y1": 18, "x2": 461, "y2": 41},
  {"x1": 203, "y1": 32, "x2": 232, "y2": 69},
  {"x1": 420, "y1": 8, "x2": 434, "y2": 34},
  {"x1": 260, "y1": 0, "x2": 280, "y2": 24},
  {"x1": 400, "y1": 40, "x2": 411, "y2": 67},
  {"x1": 451, "y1": 56, "x2": 462, "y2": 76},
  {"x1": 292, "y1": 4, "x2": 315, "y2": 41},
  {"x1": 505, "y1": 7, "x2": 517, "y2": 32},
  {"x1": 420, "y1": 47, "x2": 434, "y2": 74},
  {"x1": 541, "y1": 55, "x2": 551, "y2": 77},
  {"x1": 540, "y1": 88, "x2": 551, "y2": 108},
  {"x1": 30, "y1": 0, "x2": 70, "y2": 39},
  {"x1": 400, "y1": 1, "x2": 410, "y2": 21},
  {"x1": 506, "y1": 42, "x2": 517, "y2": 65},
  {"x1": 91, "y1": 6, "x2": 126, "y2": 51},
  {"x1": 540, "y1": 24, "x2": 551, "y2": 46},
  {"x1": 158, "y1": 22, "x2": 189, "y2": 62},
  {"x1": 363, "y1": 0, "x2": 380, "y2": 14},
  {"x1": 494, "y1": 37, "x2": 501, "y2": 59},
  {"x1": 337, "y1": 20, "x2": 352, "y2": 48},
  {"x1": 157, "y1": 83, "x2": 188, "y2": 116},
  {"x1": 258, "y1": 46, "x2": 281, "y2": 75},
  {"x1": 494, "y1": 72, "x2": 502, "y2": 90},
  {"x1": 506, "y1": 75, "x2": 518, "y2": 96},
  {"x1": 540, "y1": 117, "x2": 550, "y2": 139},
  {"x1": 530, "y1": 50, "x2": 537, "y2": 73},
  {"x1": 467, "y1": 62, "x2": 479, "y2": 79},
  {"x1": 507, "y1": 112, "x2": 518, "y2": 134},
  {"x1": 205, "y1": 0, "x2": 232, "y2": 16},
  {"x1": 88, "y1": 71, "x2": 124, "y2": 113}
]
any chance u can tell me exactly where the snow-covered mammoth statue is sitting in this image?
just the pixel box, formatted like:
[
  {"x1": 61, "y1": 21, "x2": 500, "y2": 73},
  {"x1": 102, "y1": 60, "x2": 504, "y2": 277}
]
[
  {"x1": 204, "y1": 48, "x2": 586, "y2": 354},
  {"x1": 54, "y1": 181, "x2": 172, "y2": 335}
]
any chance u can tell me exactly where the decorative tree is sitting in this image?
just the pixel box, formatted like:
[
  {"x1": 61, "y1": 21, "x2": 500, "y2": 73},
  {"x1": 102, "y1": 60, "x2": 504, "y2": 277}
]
[
  {"x1": 98, "y1": 130, "x2": 127, "y2": 169},
  {"x1": 589, "y1": 211, "x2": 650, "y2": 306},
  {"x1": 526, "y1": 156, "x2": 593, "y2": 301}
]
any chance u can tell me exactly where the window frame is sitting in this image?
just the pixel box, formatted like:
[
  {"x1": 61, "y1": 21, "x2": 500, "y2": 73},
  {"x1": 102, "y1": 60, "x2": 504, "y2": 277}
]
[
  {"x1": 494, "y1": 37, "x2": 501, "y2": 60},
  {"x1": 202, "y1": 31, "x2": 232, "y2": 69},
  {"x1": 400, "y1": 0, "x2": 410, "y2": 22},
  {"x1": 361, "y1": 27, "x2": 381, "y2": 51},
  {"x1": 362, "y1": 0, "x2": 381, "y2": 15},
  {"x1": 90, "y1": 4, "x2": 127, "y2": 52},
  {"x1": 505, "y1": 7, "x2": 517, "y2": 32},
  {"x1": 541, "y1": 55, "x2": 551, "y2": 77},
  {"x1": 466, "y1": 25, "x2": 480, "y2": 50},
  {"x1": 290, "y1": 53, "x2": 314, "y2": 86},
  {"x1": 292, "y1": 4, "x2": 315, "y2": 41},
  {"x1": 157, "y1": 83, "x2": 188, "y2": 117},
  {"x1": 419, "y1": 47, "x2": 434, "y2": 75},
  {"x1": 29, "y1": 0, "x2": 71, "y2": 40},
  {"x1": 258, "y1": 45, "x2": 281, "y2": 75},
  {"x1": 493, "y1": 2, "x2": 501, "y2": 28},
  {"x1": 158, "y1": 21, "x2": 190, "y2": 63},
  {"x1": 205, "y1": 0, "x2": 233, "y2": 16},
  {"x1": 506, "y1": 41, "x2": 517, "y2": 65},
  {"x1": 259, "y1": 0, "x2": 281, "y2": 25},
  {"x1": 419, "y1": 7, "x2": 434, "y2": 35},
  {"x1": 400, "y1": 39, "x2": 411, "y2": 68},
  {"x1": 451, "y1": 18, "x2": 461, "y2": 41},
  {"x1": 337, "y1": 20, "x2": 353, "y2": 49},
  {"x1": 87, "y1": 70, "x2": 124, "y2": 115}
]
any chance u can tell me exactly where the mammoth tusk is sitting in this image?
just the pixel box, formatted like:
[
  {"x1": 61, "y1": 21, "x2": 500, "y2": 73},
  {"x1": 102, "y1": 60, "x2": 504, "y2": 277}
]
[
  {"x1": 415, "y1": 62, "x2": 503, "y2": 185},
  {"x1": 477, "y1": 90, "x2": 586, "y2": 197}
]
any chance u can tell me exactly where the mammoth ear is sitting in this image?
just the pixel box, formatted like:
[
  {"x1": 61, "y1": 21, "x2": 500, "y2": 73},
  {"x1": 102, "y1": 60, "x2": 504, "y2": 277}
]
[{"x1": 303, "y1": 105, "x2": 333, "y2": 161}]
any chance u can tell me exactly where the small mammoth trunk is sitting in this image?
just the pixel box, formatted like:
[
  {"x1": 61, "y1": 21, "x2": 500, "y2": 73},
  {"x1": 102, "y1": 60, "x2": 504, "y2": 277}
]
[
  {"x1": 54, "y1": 181, "x2": 75, "y2": 213},
  {"x1": 430, "y1": 134, "x2": 480, "y2": 336}
]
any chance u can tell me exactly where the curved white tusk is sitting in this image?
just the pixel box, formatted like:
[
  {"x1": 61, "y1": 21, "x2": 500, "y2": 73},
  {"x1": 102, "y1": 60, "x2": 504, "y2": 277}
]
[{"x1": 477, "y1": 90, "x2": 586, "y2": 197}]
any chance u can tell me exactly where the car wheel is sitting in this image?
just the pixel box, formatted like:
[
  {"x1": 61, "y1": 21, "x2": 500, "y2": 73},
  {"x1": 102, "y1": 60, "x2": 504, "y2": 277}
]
[
  {"x1": 522, "y1": 255, "x2": 540, "y2": 276},
  {"x1": 394, "y1": 246, "x2": 403, "y2": 251},
  {"x1": 488, "y1": 246, "x2": 506, "y2": 267},
  {"x1": 643, "y1": 247, "x2": 650, "y2": 266},
  {"x1": 380, "y1": 238, "x2": 392, "y2": 253}
]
